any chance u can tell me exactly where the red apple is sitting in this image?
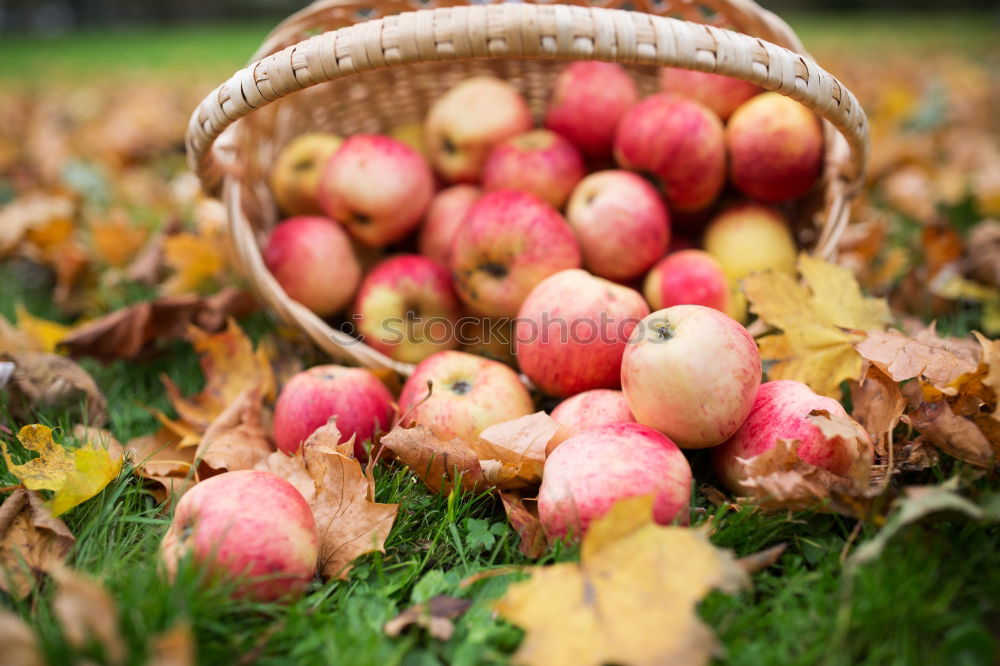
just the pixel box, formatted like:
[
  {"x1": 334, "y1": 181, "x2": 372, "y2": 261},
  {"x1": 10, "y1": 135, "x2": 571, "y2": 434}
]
[
  {"x1": 614, "y1": 94, "x2": 726, "y2": 212},
  {"x1": 621, "y1": 305, "x2": 761, "y2": 448},
  {"x1": 160, "y1": 470, "x2": 318, "y2": 602},
  {"x1": 548, "y1": 389, "x2": 634, "y2": 453},
  {"x1": 354, "y1": 254, "x2": 461, "y2": 364},
  {"x1": 659, "y1": 68, "x2": 760, "y2": 120},
  {"x1": 418, "y1": 185, "x2": 481, "y2": 266},
  {"x1": 564, "y1": 170, "x2": 670, "y2": 281},
  {"x1": 727, "y1": 92, "x2": 824, "y2": 202},
  {"x1": 544, "y1": 61, "x2": 639, "y2": 161},
  {"x1": 450, "y1": 190, "x2": 581, "y2": 317},
  {"x1": 515, "y1": 269, "x2": 649, "y2": 397},
  {"x1": 318, "y1": 133, "x2": 434, "y2": 247},
  {"x1": 482, "y1": 130, "x2": 585, "y2": 209},
  {"x1": 398, "y1": 350, "x2": 534, "y2": 442},
  {"x1": 425, "y1": 76, "x2": 533, "y2": 183},
  {"x1": 273, "y1": 365, "x2": 395, "y2": 459},
  {"x1": 643, "y1": 249, "x2": 731, "y2": 314},
  {"x1": 263, "y1": 216, "x2": 361, "y2": 317},
  {"x1": 538, "y1": 422, "x2": 692, "y2": 540},
  {"x1": 270, "y1": 133, "x2": 343, "y2": 216},
  {"x1": 712, "y1": 380, "x2": 874, "y2": 494}
]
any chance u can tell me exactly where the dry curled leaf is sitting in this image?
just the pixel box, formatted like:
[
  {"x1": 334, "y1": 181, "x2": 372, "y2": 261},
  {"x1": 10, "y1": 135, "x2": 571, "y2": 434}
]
[
  {"x1": 0, "y1": 489, "x2": 75, "y2": 598},
  {"x1": 0, "y1": 351, "x2": 107, "y2": 426},
  {"x1": 855, "y1": 324, "x2": 980, "y2": 388},
  {"x1": 380, "y1": 425, "x2": 485, "y2": 494},
  {"x1": 735, "y1": 543, "x2": 788, "y2": 574},
  {"x1": 383, "y1": 596, "x2": 472, "y2": 641},
  {"x1": 194, "y1": 389, "x2": 273, "y2": 480},
  {"x1": 147, "y1": 623, "x2": 196, "y2": 666},
  {"x1": 850, "y1": 364, "x2": 906, "y2": 454},
  {"x1": 472, "y1": 412, "x2": 559, "y2": 489},
  {"x1": 126, "y1": 426, "x2": 197, "y2": 503},
  {"x1": 0, "y1": 608, "x2": 44, "y2": 666},
  {"x1": 495, "y1": 496, "x2": 748, "y2": 666},
  {"x1": 905, "y1": 397, "x2": 996, "y2": 467},
  {"x1": 52, "y1": 567, "x2": 126, "y2": 665},
  {"x1": 499, "y1": 491, "x2": 547, "y2": 559},
  {"x1": 744, "y1": 253, "x2": 891, "y2": 398}
]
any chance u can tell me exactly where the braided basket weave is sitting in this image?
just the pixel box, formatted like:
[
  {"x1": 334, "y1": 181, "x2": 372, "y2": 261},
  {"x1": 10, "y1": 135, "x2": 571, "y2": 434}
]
[{"x1": 185, "y1": 0, "x2": 869, "y2": 376}]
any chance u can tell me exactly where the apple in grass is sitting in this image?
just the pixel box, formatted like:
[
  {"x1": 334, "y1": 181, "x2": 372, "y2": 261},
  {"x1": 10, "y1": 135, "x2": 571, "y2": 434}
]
[
  {"x1": 425, "y1": 76, "x2": 533, "y2": 183},
  {"x1": 273, "y1": 365, "x2": 395, "y2": 459},
  {"x1": 160, "y1": 470, "x2": 318, "y2": 602},
  {"x1": 398, "y1": 350, "x2": 534, "y2": 442},
  {"x1": 621, "y1": 305, "x2": 761, "y2": 449},
  {"x1": 659, "y1": 68, "x2": 760, "y2": 120},
  {"x1": 270, "y1": 132, "x2": 343, "y2": 215},
  {"x1": 418, "y1": 185, "x2": 482, "y2": 266},
  {"x1": 354, "y1": 254, "x2": 461, "y2": 364},
  {"x1": 482, "y1": 130, "x2": 585, "y2": 209},
  {"x1": 712, "y1": 380, "x2": 874, "y2": 495},
  {"x1": 515, "y1": 269, "x2": 649, "y2": 397},
  {"x1": 538, "y1": 423, "x2": 692, "y2": 540},
  {"x1": 548, "y1": 389, "x2": 635, "y2": 453},
  {"x1": 544, "y1": 61, "x2": 639, "y2": 162},
  {"x1": 263, "y1": 216, "x2": 361, "y2": 317},
  {"x1": 565, "y1": 170, "x2": 670, "y2": 282},
  {"x1": 643, "y1": 249, "x2": 731, "y2": 314},
  {"x1": 727, "y1": 92, "x2": 824, "y2": 202},
  {"x1": 450, "y1": 190, "x2": 581, "y2": 317},
  {"x1": 614, "y1": 94, "x2": 726, "y2": 212},
  {"x1": 318, "y1": 133, "x2": 434, "y2": 247},
  {"x1": 703, "y1": 204, "x2": 797, "y2": 282}
]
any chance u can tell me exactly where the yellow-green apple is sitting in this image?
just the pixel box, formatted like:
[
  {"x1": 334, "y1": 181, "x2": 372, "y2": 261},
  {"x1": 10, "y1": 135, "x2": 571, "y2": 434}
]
[
  {"x1": 515, "y1": 269, "x2": 649, "y2": 397},
  {"x1": 727, "y1": 92, "x2": 824, "y2": 202},
  {"x1": 544, "y1": 61, "x2": 639, "y2": 161},
  {"x1": 270, "y1": 132, "x2": 343, "y2": 215},
  {"x1": 659, "y1": 68, "x2": 759, "y2": 120},
  {"x1": 273, "y1": 365, "x2": 395, "y2": 459},
  {"x1": 712, "y1": 380, "x2": 874, "y2": 495},
  {"x1": 621, "y1": 305, "x2": 761, "y2": 448},
  {"x1": 482, "y1": 129, "x2": 585, "y2": 209},
  {"x1": 318, "y1": 133, "x2": 434, "y2": 247},
  {"x1": 389, "y1": 121, "x2": 427, "y2": 158},
  {"x1": 398, "y1": 350, "x2": 534, "y2": 442},
  {"x1": 424, "y1": 76, "x2": 533, "y2": 183},
  {"x1": 643, "y1": 249, "x2": 731, "y2": 314},
  {"x1": 160, "y1": 470, "x2": 318, "y2": 602},
  {"x1": 263, "y1": 216, "x2": 361, "y2": 317},
  {"x1": 547, "y1": 388, "x2": 634, "y2": 453},
  {"x1": 538, "y1": 423, "x2": 692, "y2": 539},
  {"x1": 418, "y1": 185, "x2": 482, "y2": 266},
  {"x1": 565, "y1": 170, "x2": 670, "y2": 281},
  {"x1": 613, "y1": 94, "x2": 726, "y2": 212},
  {"x1": 703, "y1": 204, "x2": 797, "y2": 282},
  {"x1": 354, "y1": 254, "x2": 461, "y2": 364},
  {"x1": 450, "y1": 190, "x2": 581, "y2": 317}
]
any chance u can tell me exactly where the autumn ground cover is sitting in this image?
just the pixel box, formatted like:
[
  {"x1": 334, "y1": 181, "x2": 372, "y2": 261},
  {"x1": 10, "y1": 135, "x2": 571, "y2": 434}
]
[{"x1": 1, "y1": 12, "x2": 999, "y2": 666}]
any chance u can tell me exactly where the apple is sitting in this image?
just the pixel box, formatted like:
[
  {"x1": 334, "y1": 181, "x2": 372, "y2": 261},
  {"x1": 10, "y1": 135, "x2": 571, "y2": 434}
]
[
  {"x1": 273, "y1": 365, "x2": 395, "y2": 459},
  {"x1": 424, "y1": 76, "x2": 533, "y2": 183},
  {"x1": 621, "y1": 305, "x2": 761, "y2": 448},
  {"x1": 515, "y1": 269, "x2": 649, "y2": 397},
  {"x1": 703, "y1": 204, "x2": 797, "y2": 282},
  {"x1": 643, "y1": 249, "x2": 731, "y2": 314},
  {"x1": 564, "y1": 170, "x2": 670, "y2": 281},
  {"x1": 613, "y1": 94, "x2": 726, "y2": 212},
  {"x1": 712, "y1": 380, "x2": 874, "y2": 495},
  {"x1": 354, "y1": 254, "x2": 461, "y2": 364},
  {"x1": 544, "y1": 61, "x2": 639, "y2": 161},
  {"x1": 548, "y1": 389, "x2": 634, "y2": 453},
  {"x1": 318, "y1": 133, "x2": 434, "y2": 247},
  {"x1": 727, "y1": 92, "x2": 824, "y2": 202},
  {"x1": 659, "y1": 68, "x2": 759, "y2": 120},
  {"x1": 269, "y1": 132, "x2": 343, "y2": 216},
  {"x1": 538, "y1": 423, "x2": 692, "y2": 539},
  {"x1": 450, "y1": 190, "x2": 581, "y2": 317},
  {"x1": 263, "y1": 215, "x2": 361, "y2": 317},
  {"x1": 397, "y1": 350, "x2": 534, "y2": 442},
  {"x1": 160, "y1": 470, "x2": 318, "y2": 602},
  {"x1": 389, "y1": 121, "x2": 427, "y2": 158},
  {"x1": 418, "y1": 185, "x2": 482, "y2": 266},
  {"x1": 482, "y1": 130, "x2": 585, "y2": 209}
]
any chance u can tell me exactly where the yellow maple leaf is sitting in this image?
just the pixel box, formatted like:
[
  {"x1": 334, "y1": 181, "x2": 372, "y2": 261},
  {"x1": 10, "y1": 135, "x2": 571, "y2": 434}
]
[
  {"x1": 1, "y1": 425, "x2": 123, "y2": 516},
  {"x1": 0, "y1": 305, "x2": 73, "y2": 354},
  {"x1": 744, "y1": 254, "x2": 891, "y2": 398},
  {"x1": 494, "y1": 496, "x2": 747, "y2": 666},
  {"x1": 161, "y1": 231, "x2": 225, "y2": 295},
  {"x1": 89, "y1": 209, "x2": 149, "y2": 267}
]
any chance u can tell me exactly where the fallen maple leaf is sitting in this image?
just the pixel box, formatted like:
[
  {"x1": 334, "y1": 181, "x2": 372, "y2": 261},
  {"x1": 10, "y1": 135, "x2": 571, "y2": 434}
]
[
  {"x1": 472, "y1": 412, "x2": 559, "y2": 490},
  {"x1": 850, "y1": 364, "x2": 906, "y2": 454},
  {"x1": 148, "y1": 623, "x2": 196, "y2": 666},
  {"x1": 52, "y1": 566, "x2": 126, "y2": 665},
  {"x1": 194, "y1": 388, "x2": 273, "y2": 480},
  {"x1": 499, "y1": 491, "x2": 547, "y2": 559},
  {"x1": 905, "y1": 396, "x2": 996, "y2": 467},
  {"x1": 379, "y1": 425, "x2": 486, "y2": 494},
  {"x1": 1, "y1": 424, "x2": 123, "y2": 516},
  {"x1": 0, "y1": 304, "x2": 73, "y2": 354},
  {"x1": 854, "y1": 324, "x2": 980, "y2": 388},
  {"x1": 495, "y1": 495, "x2": 747, "y2": 666},
  {"x1": 161, "y1": 230, "x2": 225, "y2": 295},
  {"x1": 744, "y1": 253, "x2": 891, "y2": 398},
  {"x1": 0, "y1": 489, "x2": 75, "y2": 598},
  {"x1": 0, "y1": 351, "x2": 106, "y2": 426},
  {"x1": 0, "y1": 607, "x2": 44, "y2": 666},
  {"x1": 89, "y1": 208, "x2": 150, "y2": 267},
  {"x1": 383, "y1": 596, "x2": 472, "y2": 641}
]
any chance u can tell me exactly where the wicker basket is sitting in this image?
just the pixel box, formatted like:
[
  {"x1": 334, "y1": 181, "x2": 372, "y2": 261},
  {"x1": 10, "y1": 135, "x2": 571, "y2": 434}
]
[{"x1": 185, "y1": 0, "x2": 869, "y2": 376}]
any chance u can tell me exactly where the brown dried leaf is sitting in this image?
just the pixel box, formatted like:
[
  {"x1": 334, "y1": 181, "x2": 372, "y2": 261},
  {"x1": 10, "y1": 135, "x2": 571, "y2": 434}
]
[
  {"x1": 147, "y1": 623, "x2": 196, "y2": 666},
  {"x1": 967, "y1": 219, "x2": 1000, "y2": 287},
  {"x1": 850, "y1": 364, "x2": 906, "y2": 454},
  {"x1": 855, "y1": 325, "x2": 980, "y2": 387},
  {"x1": 254, "y1": 451, "x2": 315, "y2": 505},
  {"x1": 126, "y1": 428, "x2": 197, "y2": 503},
  {"x1": 0, "y1": 608, "x2": 44, "y2": 666},
  {"x1": 805, "y1": 410, "x2": 874, "y2": 486},
  {"x1": 380, "y1": 425, "x2": 486, "y2": 494},
  {"x1": 0, "y1": 490, "x2": 75, "y2": 598},
  {"x1": 383, "y1": 596, "x2": 472, "y2": 641},
  {"x1": 194, "y1": 389, "x2": 273, "y2": 480},
  {"x1": 736, "y1": 543, "x2": 788, "y2": 574},
  {"x1": 500, "y1": 491, "x2": 547, "y2": 559},
  {"x1": 52, "y1": 567, "x2": 125, "y2": 665},
  {"x1": 904, "y1": 397, "x2": 997, "y2": 467},
  {"x1": 472, "y1": 413, "x2": 559, "y2": 490},
  {"x1": 0, "y1": 351, "x2": 107, "y2": 425}
]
